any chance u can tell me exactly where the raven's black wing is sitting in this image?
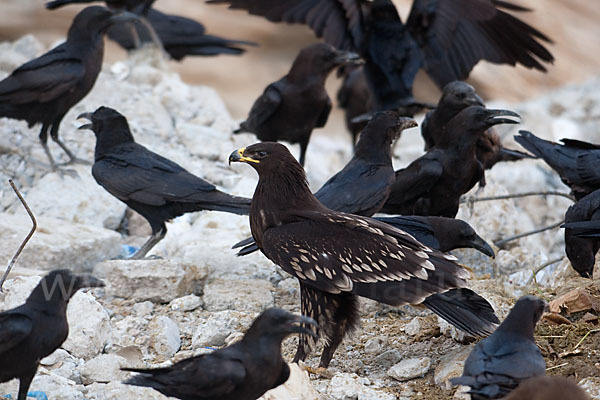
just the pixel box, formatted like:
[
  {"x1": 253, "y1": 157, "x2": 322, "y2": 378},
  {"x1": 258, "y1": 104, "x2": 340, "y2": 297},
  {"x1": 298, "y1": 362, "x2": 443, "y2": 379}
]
[
  {"x1": 92, "y1": 143, "x2": 217, "y2": 205},
  {"x1": 406, "y1": 0, "x2": 553, "y2": 88},
  {"x1": 0, "y1": 313, "x2": 33, "y2": 355},
  {"x1": 0, "y1": 45, "x2": 85, "y2": 104},
  {"x1": 207, "y1": 0, "x2": 364, "y2": 50}
]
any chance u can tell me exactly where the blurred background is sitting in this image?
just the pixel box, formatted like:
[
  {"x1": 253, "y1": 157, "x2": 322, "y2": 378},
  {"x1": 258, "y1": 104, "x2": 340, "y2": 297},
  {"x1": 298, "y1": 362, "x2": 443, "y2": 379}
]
[{"x1": 2, "y1": 0, "x2": 600, "y2": 135}]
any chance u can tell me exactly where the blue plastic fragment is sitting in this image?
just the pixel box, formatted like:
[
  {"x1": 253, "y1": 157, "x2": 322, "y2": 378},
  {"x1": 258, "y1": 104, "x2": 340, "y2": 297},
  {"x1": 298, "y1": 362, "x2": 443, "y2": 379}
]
[
  {"x1": 204, "y1": 346, "x2": 217, "y2": 351},
  {"x1": 120, "y1": 244, "x2": 138, "y2": 258},
  {"x1": 28, "y1": 393, "x2": 48, "y2": 400},
  {"x1": 1, "y1": 393, "x2": 47, "y2": 400}
]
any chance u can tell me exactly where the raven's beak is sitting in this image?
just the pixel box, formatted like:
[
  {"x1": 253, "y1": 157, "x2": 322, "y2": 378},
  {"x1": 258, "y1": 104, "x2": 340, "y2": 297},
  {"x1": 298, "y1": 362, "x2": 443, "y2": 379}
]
[
  {"x1": 469, "y1": 235, "x2": 495, "y2": 258},
  {"x1": 76, "y1": 274, "x2": 105, "y2": 289},
  {"x1": 289, "y1": 314, "x2": 318, "y2": 338},
  {"x1": 398, "y1": 117, "x2": 418, "y2": 130},
  {"x1": 334, "y1": 50, "x2": 363, "y2": 65},
  {"x1": 108, "y1": 10, "x2": 140, "y2": 26},
  {"x1": 485, "y1": 109, "x2": 521, "y2": 126},
  {"x1": 467, "y1": 92, "x2": 485, "y2": 107},
  {"x1": 77, "y1": 112, "x2": 93, "y2": 130},
  {"x1": 229, "y1": 147, "x2": 259, "y2": 165},
  {"x1": 351, "y1": 111, "x2": 374, "y2": 124}
]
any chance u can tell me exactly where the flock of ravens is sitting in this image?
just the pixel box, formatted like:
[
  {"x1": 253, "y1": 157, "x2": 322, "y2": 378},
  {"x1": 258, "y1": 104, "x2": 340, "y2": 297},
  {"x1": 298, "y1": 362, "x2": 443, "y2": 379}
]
[{"x1": 0, "y1": 0, "x2": 598, "y2": 399}]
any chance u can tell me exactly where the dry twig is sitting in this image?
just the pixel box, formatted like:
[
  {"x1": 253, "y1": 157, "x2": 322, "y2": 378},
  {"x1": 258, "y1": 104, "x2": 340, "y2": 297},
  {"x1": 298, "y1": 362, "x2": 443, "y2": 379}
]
[{"x1": 0, "y1": 179, "x2": 37, "y2": 291}]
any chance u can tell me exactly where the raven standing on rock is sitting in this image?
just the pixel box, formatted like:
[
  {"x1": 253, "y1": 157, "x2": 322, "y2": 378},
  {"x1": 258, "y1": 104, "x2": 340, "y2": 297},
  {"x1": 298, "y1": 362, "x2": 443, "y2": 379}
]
[
  {"x1": 422, "y1": 81, "x2": 532, "y2": 177},
  {"x1": 209, "y1": 0, "x2": 553, "y2": 113},
  {"x1": 79, "y1": 106, "x2": 251, "y2": 259},
  {"x1": 0, "y1": 6, "x2": 138, "y2": 171},
  {"x1": 380, "y1": 106, "x2": 520, "y2": 217},
  {"x1": 0, "y1": 270, "x2": 104, "y2": 400},
  {"x1": 451, "y1": 295, "x2": 547, "y2": 399},
  {"x1": 230, "y1": 142, "x2": 499, "y2": 369},
  {"x1": 123, "y1": 308, "x2": 317, "y2": 400},
  {"x1": 235, "y1": 43, "x2": 360, "y2": 166}
]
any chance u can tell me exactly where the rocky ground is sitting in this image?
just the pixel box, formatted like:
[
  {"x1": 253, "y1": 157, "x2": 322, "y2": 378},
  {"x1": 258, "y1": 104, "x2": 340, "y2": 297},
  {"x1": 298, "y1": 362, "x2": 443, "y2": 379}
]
[{"x1": 0, "y1": 36, "x2": 599, "y2": 400}]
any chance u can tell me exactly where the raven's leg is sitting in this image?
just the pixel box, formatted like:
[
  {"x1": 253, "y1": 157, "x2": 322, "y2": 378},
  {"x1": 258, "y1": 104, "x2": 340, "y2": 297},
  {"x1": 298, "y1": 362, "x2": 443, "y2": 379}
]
[
  {"x1": 17, "y1": 369, "x2": 36, "y2": 400},
  {"x1": 39, "y1": 122, "x2": 58, "y2": 170},
  {"x1": 298, "y1": 140, "x2": 308, "y2": 166},
  {"x1": 130, "y1": 225, "x2": 167, "y2": 259},
  {"x1": 50, "y1": 118, "x2": 90, "y2": 165},
  {"x1": 319, "y1": 292, "x2": 360, "y2": 368}
]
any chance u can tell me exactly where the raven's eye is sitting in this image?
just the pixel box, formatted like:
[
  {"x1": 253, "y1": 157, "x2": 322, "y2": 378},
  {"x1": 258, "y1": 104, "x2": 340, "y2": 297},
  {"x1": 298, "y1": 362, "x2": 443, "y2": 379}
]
[
  {"x1": 257, "y1": 151, "x2": 267, "y2": 158},
  {"x1": 457, "y1": 93, "x2": 466, "y2": 99}
]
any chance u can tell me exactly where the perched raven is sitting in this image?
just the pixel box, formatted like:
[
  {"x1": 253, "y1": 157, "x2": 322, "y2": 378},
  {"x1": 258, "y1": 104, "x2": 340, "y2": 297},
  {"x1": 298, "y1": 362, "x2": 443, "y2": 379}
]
[
  {"x1": 235, "y1": 43, "x2": 359, "y2": 166},
  {"x1": 380, "y1": 106, "x2": 520, "y2": 217},
  {"x1": 451, "y1": 295, "x2": 547, "y2": 399},
  {"x1": 0, "y1": 270, "x2": 104, "y2": 400},
  {"x1": 79, "y1": 106, "x2": 250, "y2": 259},
  {"x1": 423, "y1": 81, "x2": 532, "y2": 186},
  {"x1": 124, "y1": 308, "x2": 317, "y2": 400},
  {"x1": 0, "y1": 6, "x2": 138, "y2": 170}
]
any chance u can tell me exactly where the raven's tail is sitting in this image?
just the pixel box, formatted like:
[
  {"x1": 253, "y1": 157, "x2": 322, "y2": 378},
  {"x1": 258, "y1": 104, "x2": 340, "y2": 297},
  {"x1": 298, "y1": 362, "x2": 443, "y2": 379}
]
[
  {"x1": 562, "y1": 220, "x2": 600, "y2": 238},
  {"x1": 122, "y1": 367, "x2": 168, "y2": 391},
  {"x1": 198, "y1": 194, "x2": 251, "y2": 216},
  {"x1": 184, "y1": 35, "x2": 257, "y2": 57},
  {"x1": 423, "y1": 288, "x2": 499, "y2": 337}
]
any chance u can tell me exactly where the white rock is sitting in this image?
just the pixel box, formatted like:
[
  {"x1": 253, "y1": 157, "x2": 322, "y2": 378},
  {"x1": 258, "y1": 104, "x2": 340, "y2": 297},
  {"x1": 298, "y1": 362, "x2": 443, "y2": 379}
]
[
  {"x1": 224, "y1": 331, "x2": 245, "y2": 346},
  {"x1": 364, "y1": 336, "x2": 387, "y2": 354},
  {"x1": 63, "y1": 290, "x2": 111, "y2": 360},
  {"x1": 387, "y1": 357, "x2": 431, "y2": 381},
  {"x1": 9, "y1": 165, "x2": 127, "y2": 230},
  {"x1": 260, "y1": 364, "x2": 319, "y2": 400},
  {"x1": 580, "y1": 377, "x2": 600, "y2": 399},
  {"x1": 41, "y1": 349, "x2": 74, "y2": 367},
  {"x1": 149, "y1": 316, "x2": 181, "y2": 359},
  {"x1": 40, "y1": 349, "x2": 82, "y2": 383},
  {"x1": 403, "y1": 317, "x2": 422, "y2": 337},
  {"x1": 373, "y1": 349, "x2": 402, "y2": 369},
  {"x1": 203, "y1": 278, "x2": 274, "y2": 312},
  {"x1": 434, "y1": 346, "x2": 473, "y2": 390},
  {"x1": 0, "y1": 275, "x2": 41, "y2": 310},
  {"x1": 169, "y1": 294, "x2": 203, "y2": 311},
  {"x1": 327, "y1": 373, "x2": 395, "y2": 400},
  {"x1": 84, "y1": 381, "x2": 170, "y2": 400},
  {"x1": 132, "y1": 301, "x2": 154, "y2": 317},
  {"x1": 0, "y1": 214, "x2": 120, "y2": 273},
  {"x1": 192, "y1": 310, "x2": 244, "y2": 349},
  {"x1": 327, "y1": 372, "x2": 363, "y2": 400},
  {"x1": 0, "y1": 373, "x2": 84, "y2": 400},
  {"x1": 106, "y1": 316, "x2": 148, "y2": 353},
  {"x1": 100, "y1": 259, "x2": 206, "y2": 303},
  {"x1": 453, "y1": 385, "x2": 472, "y2": 399},
  {"x1": 80, "y1": 354, "x2": 129, "y2": 384}
]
